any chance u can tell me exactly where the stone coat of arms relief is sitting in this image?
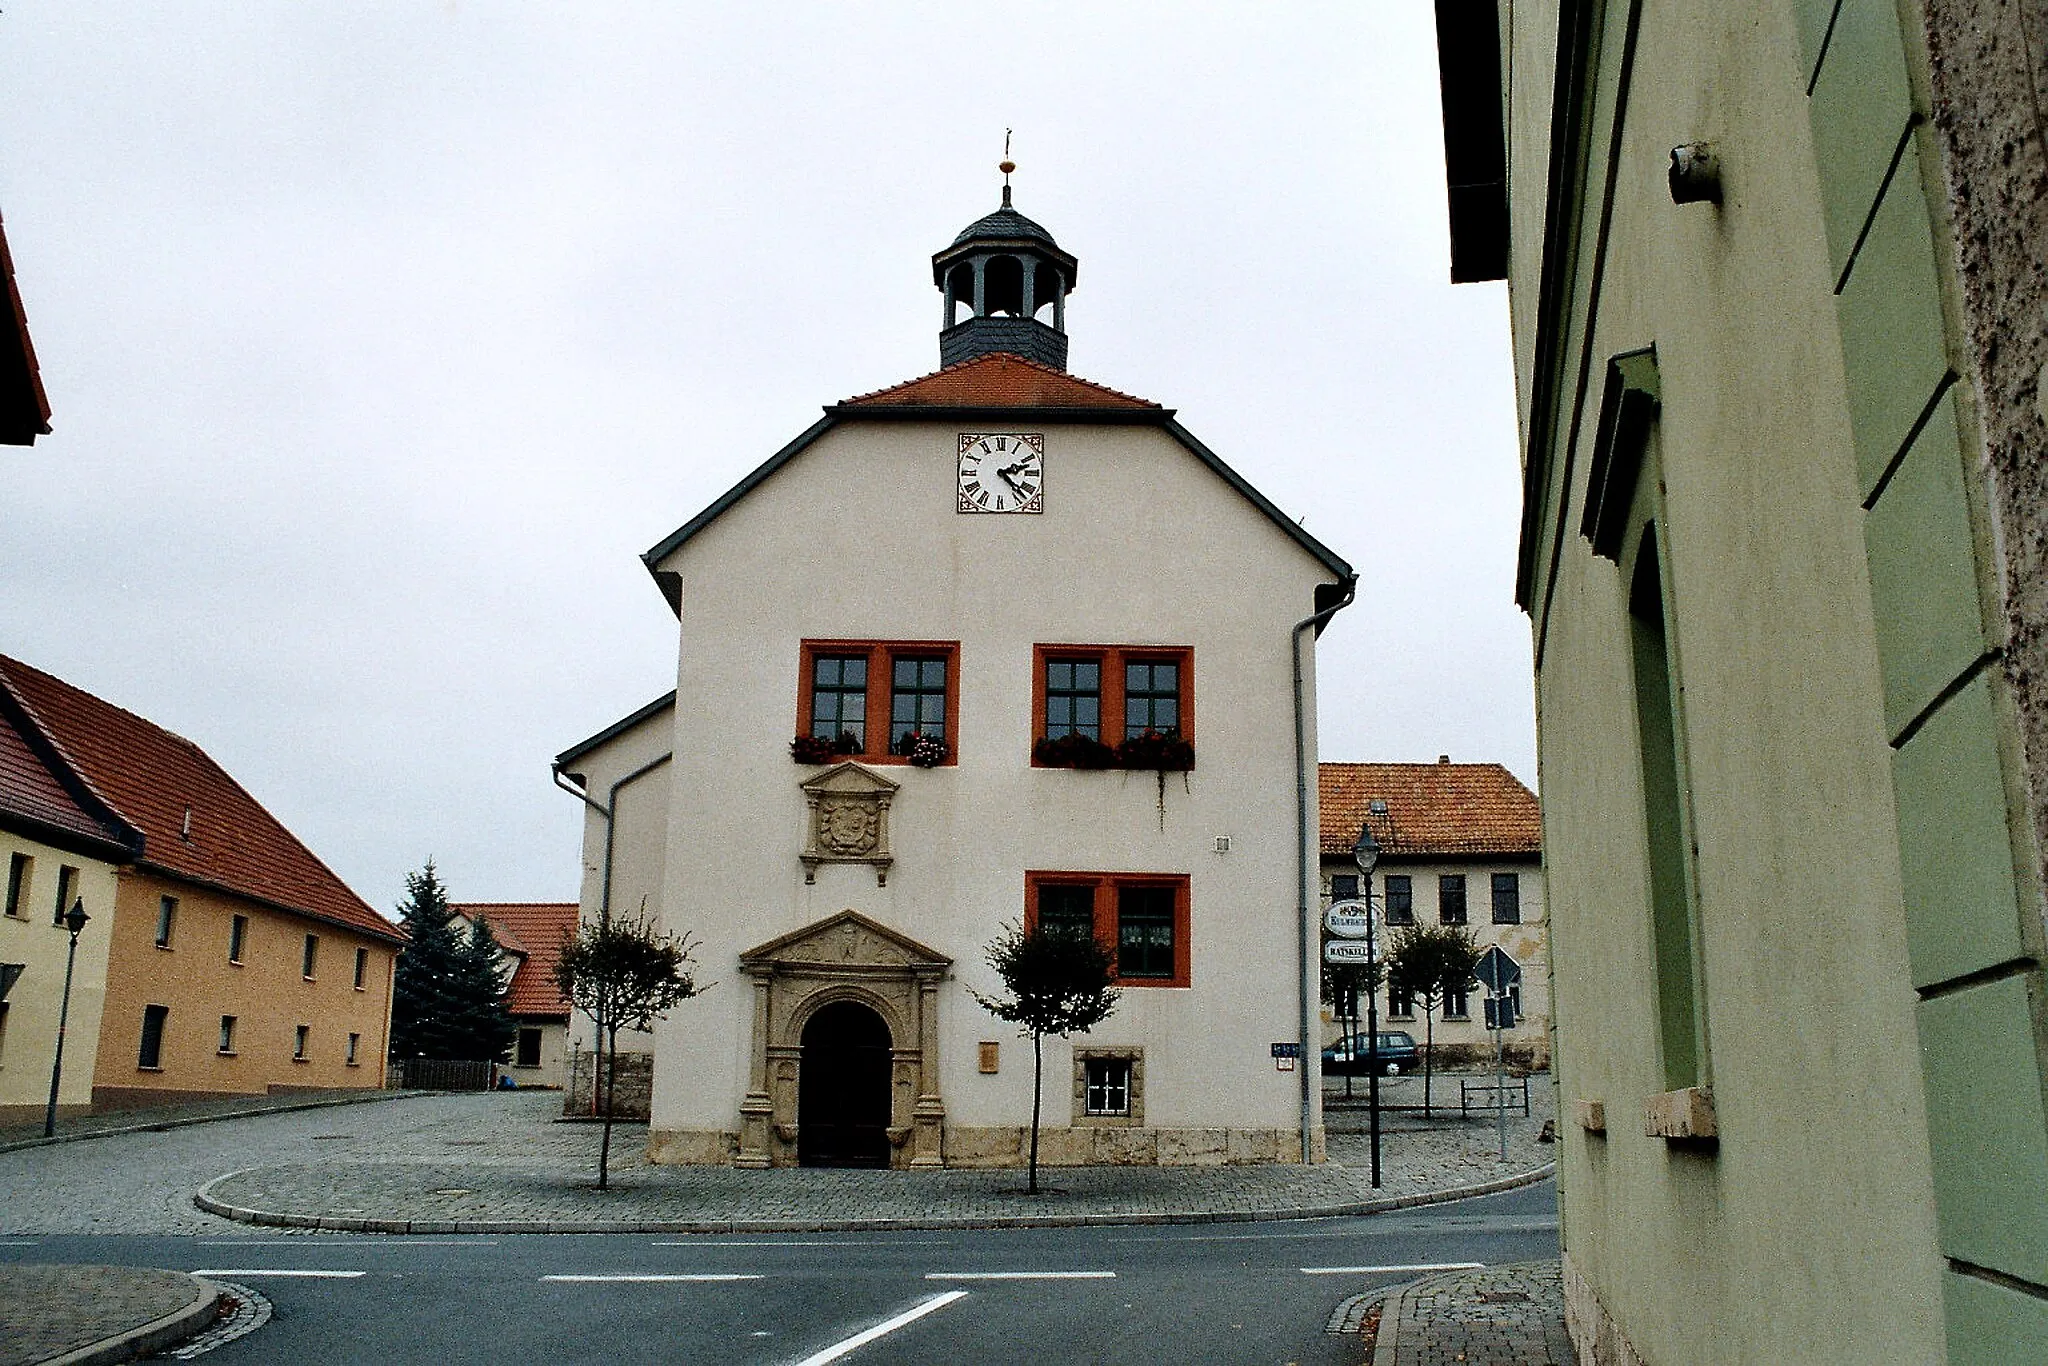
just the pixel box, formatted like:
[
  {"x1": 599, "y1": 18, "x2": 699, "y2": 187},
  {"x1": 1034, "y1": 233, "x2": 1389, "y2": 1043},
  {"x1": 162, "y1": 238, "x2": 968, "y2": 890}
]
[{"x1": 798, "y1": 761, "x2": 898, "y2": 885}]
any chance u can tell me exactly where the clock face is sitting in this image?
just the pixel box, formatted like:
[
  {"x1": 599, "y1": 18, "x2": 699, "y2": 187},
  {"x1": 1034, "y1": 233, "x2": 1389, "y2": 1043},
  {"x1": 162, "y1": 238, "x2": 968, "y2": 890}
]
[{"x1": 958, "y1": 432, "x2": 1044, "y2": 514}]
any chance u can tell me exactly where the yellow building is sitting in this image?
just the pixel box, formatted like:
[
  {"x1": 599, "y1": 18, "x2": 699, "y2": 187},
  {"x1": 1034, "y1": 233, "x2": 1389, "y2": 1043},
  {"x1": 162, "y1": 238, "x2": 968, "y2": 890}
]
[
  {"x1": 0, "y1": 681, "x2": 129, "y2": 1124},
  {"x1": 0, "y1": 655, "x2": 404, "y2": 1108}
]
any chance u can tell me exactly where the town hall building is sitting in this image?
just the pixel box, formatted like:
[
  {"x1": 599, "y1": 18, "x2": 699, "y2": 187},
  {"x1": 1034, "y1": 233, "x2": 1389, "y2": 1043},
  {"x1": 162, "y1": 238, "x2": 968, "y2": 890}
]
[{"x1": 555, "y1": 184, "x2": 1355, "y2": 1168}]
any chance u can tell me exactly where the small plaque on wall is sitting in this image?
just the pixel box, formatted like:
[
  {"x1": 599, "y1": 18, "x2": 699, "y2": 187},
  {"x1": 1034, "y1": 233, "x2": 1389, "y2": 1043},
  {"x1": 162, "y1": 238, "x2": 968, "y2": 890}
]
[{"x1": 978, "y1": 1041, "x2": 1000, "y2": 1074}]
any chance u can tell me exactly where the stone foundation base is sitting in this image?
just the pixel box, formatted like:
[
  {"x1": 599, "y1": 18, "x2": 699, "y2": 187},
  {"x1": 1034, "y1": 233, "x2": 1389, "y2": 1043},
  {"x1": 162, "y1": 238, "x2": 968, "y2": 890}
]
[
  {"x1": 642, "y1": 1124, "x2": 1313, "y2": 1167},
  {"x1": 925, "y1": 1125, "x2": 1308, "y2": 1168},
  {"x1": 646, "y1": 1128, "x2": 740, "y2": 1164},
  {"x1": 1563, "y1": 1251, "x2": 1642, "y2": 1366},
  {"x1": 566, "y1": 1051, "x2": 653, "y2": 1121}
]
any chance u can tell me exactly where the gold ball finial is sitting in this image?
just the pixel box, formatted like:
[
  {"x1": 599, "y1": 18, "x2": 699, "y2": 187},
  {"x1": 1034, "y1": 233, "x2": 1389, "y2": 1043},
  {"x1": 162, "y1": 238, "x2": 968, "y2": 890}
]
[{"x1": 999, "y1": 159, "x2": 1016, "y2": 176}]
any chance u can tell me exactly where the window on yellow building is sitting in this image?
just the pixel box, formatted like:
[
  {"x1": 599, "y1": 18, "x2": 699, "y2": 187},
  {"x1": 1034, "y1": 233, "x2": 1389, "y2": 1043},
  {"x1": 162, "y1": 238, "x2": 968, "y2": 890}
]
[{"x1": 4, "y1": 853, "x2": 30, "y2": 919}]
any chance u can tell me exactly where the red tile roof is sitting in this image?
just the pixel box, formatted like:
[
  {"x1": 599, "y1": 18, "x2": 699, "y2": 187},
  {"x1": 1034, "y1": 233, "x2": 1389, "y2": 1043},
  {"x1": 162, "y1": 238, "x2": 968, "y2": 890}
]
[
  {"x1": 0, "y1": 212, "x2": 52, "y2": 445},
  {"x1": 454, "y1": 902, "x2": 576, "y2": 1019},
  {"x1": 1320, "y1": 761, "x2": 1541, "y2": 860},
  {"x1": 840, "y1": 352, "x2": 1160, "y2": 409},
  {"x1": 0, "y1": 655, "x2": 402, "y2": 943},
  {"x1": 0, "y1": 698, "x2": 135, "y2": 857}
]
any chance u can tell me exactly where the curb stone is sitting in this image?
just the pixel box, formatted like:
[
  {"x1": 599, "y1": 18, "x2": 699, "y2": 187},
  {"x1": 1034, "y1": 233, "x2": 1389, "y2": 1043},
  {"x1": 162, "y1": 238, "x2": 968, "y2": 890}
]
[
  {"x1": 191, "y1": 1160, "x2": 1555, "y2": 1235},
  {"x1": 33, "y1": 1273, "x2": 220, "y2": 1366},
  {"x1": 0, "y1": 1090, "x2": 431, "y2": 1155}
]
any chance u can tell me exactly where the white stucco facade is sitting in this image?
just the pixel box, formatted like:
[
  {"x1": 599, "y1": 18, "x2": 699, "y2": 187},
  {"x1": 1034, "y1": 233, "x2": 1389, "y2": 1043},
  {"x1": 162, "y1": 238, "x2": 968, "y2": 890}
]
[{"x1": 563, "y1": 395, "x2": 1353, "y2": 1168}]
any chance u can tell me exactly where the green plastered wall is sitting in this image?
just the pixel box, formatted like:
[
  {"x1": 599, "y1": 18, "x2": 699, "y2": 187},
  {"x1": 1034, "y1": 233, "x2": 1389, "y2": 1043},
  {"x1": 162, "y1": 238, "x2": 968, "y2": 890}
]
[{"x1": 1801, "y1": 0, "x2": 2048, "y2": 1348}]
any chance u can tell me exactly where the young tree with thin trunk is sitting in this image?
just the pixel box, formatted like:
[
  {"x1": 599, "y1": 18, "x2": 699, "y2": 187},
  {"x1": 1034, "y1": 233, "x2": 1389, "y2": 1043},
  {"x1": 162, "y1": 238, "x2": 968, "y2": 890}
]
[
  {"x1": 1387, "y1": 923, "x2": 1481, "y2": 1115},
  {"x1": 972, "y1": 921, "x2": 1120, "y2": 1194},
  {"x1": 553, "y1": 906, "x2": 703, "y2": 1189}
]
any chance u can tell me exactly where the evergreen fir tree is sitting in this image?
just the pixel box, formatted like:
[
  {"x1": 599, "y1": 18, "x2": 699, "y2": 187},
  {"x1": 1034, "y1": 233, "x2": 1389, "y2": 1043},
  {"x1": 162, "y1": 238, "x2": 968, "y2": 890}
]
[
  {"x1": 451, "y1": 914, "x2": 518, "y2": 1064},
  {"x1": 390, "y1": 860, "x2": 466, "y2": 1060}
]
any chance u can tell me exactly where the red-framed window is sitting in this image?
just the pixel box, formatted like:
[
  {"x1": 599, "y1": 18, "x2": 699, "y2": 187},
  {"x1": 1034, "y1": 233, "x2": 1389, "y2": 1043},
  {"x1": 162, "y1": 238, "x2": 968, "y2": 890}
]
[
  {"x1": 796, "y1": 640, "x2": 962, "y2": 765},
  {"x1": 1030, "y1": 645, "x2": 1193, "y2": 763},
  {"x1": 1023, "y1": 870, "x2": 1192, "y2": 988}
]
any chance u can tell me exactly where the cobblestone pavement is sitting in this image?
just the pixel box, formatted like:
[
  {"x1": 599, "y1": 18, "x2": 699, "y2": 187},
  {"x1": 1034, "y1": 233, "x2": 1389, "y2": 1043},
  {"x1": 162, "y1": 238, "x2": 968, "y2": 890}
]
[
  {"x1": 0, "y1": 1087, "x2": 421, "y2": 1152},
  {"x1": 1327, "y1": 1070, "x2": 1556, "y2": 1191},
  {"x1": 1372, "y1": 1261, "x2": 1573, "y2": 1366},
  {"x1": 1, "y1": 1077, "x2": 1556, "y2": 1236},
  {"x1": 0, "y1": 1263, "x2": 215, "y2": 1366}
]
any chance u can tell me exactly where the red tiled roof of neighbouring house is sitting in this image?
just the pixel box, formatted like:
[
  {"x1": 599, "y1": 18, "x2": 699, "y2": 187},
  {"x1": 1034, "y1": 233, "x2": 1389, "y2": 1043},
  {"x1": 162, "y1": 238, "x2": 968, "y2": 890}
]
[
  {"x1": 0, "y1": 654, "x2": 403, "y2": 943},
  {"x1": 454, "y1": 901, "x2": 575, "y2": 1019},
  {"x1": 0, "y1": 212, "x2": 52, "y2": 445},
  {"x1": 0, "y1": 694, "x2": 136, "y2": 858},
  {"x1": 839, "y1": 352, "x2": 1160, "y2": 409},
  {"x1": 1320, "y1": 760, "x2": 1541, "y2": 859}
]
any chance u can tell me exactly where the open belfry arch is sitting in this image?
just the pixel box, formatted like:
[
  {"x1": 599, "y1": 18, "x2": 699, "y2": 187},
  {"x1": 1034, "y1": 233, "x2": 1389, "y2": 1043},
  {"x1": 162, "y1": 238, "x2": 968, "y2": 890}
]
[{"x1": 735, "y1": 909, "x2": 949, "y2": 1169}]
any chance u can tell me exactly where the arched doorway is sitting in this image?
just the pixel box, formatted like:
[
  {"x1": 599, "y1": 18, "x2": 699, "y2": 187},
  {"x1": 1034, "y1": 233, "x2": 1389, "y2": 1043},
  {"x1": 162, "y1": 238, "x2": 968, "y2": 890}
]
[{"x1": 798, "y1": 1000, "x2": 892, "y2": 1168}]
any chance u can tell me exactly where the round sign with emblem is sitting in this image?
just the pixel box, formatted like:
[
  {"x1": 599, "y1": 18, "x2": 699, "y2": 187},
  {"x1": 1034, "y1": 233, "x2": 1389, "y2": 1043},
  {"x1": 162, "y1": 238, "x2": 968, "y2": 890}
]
[{"x1": 1322, "y1": 899, "x2": 1372, "y2": 939}]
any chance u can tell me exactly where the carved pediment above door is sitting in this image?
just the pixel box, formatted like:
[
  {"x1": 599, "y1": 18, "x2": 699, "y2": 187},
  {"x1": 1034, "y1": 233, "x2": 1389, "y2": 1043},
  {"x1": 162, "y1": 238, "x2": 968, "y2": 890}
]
[
  {"x1": 799, "y1": 761, "x2": 899, "y2": 885},
  {"x1": 738, "y1": 908, "x2": 951, "y2": 976}
]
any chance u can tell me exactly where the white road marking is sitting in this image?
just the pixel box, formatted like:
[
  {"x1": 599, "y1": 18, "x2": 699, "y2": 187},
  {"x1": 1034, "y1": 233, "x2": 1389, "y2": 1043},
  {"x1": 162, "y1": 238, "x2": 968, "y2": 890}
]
[
  {"x1": 198, "y1": 1239, "x2": 498, "y2": 1248},
  {"x1": 793, "y1": 1290, "x2": 968, "y2": 1366},
  {"x1": 649, "y1": 1239, "x2": 953, "y2": 1248},
  {"x1": 191, "y1": 1269, "x2": 367, "y2": 1278},
  {"x1": 541, "y1": 1273, "x2": 763, "y2": 1283},
  {"x1": 0, "y1": 1241, "x2": 40, "y2": 1247},
  {"x1": 1300, "y1": 1261, "x2": 1485, "y2": 1275},
  {"x1": 924, "y1": 1270, "x2": 1116, "y2": 1281}
]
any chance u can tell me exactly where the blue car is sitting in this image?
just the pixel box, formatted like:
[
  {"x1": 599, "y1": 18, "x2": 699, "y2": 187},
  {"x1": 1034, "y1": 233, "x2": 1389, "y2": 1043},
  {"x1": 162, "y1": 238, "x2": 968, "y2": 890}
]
[{"x1": 1321, "y1": 1031, "x2": 1420, "y2": 1076}]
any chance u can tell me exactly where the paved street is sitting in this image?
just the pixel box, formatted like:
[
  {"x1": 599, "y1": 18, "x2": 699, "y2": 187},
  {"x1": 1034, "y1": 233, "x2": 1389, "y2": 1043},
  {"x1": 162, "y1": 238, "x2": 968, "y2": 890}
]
[
  {"x1": 2, "y1": 1189, "x2": 1560, "y2": 1365},
  {"x1": 0, "y1": 1087, "x2": 1565, "y2": 1361}
]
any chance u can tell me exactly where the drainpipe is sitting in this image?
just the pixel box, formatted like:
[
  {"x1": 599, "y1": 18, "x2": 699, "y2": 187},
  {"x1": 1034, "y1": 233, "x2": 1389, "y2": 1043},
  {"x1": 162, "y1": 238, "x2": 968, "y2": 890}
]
[
  {"x1": 554, "y1": 752, "x2": 672, "y2": 1118},
  {"x1": 1292, "y1": 578, "x2": 1357, "y2": 1165},
  {"x1": 552, "y1": 752, "x2": 672, "y2": 927}
]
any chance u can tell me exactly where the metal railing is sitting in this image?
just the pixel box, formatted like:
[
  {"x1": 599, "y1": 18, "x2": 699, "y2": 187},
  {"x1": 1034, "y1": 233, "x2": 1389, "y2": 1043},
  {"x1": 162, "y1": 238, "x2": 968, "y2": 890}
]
[
  {"x1": 387, "y1": 1058, "x2": 495, "y2": 1091},
  {"x1": 1459, "y1": 1073, "x2": 1530, "y2": 1118}
]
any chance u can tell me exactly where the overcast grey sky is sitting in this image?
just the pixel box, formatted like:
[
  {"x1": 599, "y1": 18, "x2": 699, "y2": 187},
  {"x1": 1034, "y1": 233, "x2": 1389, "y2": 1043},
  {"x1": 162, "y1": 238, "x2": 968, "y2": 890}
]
[{"x1": 0, "y1": 3, "x2": 1532, "y2": 914}]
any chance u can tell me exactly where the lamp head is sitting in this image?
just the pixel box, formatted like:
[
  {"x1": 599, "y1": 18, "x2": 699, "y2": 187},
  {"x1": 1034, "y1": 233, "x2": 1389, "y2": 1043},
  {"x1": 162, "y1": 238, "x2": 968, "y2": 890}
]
[
  {"x1": 63, "y1": 898, "x2": 89, "y2": 936},
  {"x1": 1352, "y1": 822, "x2": 1380, "y2": 878}
]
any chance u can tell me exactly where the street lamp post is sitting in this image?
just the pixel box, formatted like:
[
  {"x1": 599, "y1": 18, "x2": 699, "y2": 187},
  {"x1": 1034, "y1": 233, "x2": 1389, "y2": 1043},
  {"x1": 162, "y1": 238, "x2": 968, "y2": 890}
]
[
  {"x1": 44, "y1": 898, "x2": 90, "y2": 1139},
  {"x1": 1353, "y1": 823, "x2": 1382, "y2": 1188}
]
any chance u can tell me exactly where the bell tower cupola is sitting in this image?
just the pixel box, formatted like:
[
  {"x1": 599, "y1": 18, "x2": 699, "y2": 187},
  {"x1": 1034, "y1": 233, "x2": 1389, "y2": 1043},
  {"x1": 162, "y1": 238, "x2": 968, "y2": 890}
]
[{"x1": 932, "y1": 153, "x2": 1078, "y2": 371}]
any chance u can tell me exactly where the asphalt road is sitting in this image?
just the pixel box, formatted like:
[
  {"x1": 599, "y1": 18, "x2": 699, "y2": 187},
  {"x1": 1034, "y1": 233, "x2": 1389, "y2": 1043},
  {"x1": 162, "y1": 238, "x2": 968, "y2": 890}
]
[{"x1": 0, "y1": 1183, "x2": 1557, "y2": 1365}]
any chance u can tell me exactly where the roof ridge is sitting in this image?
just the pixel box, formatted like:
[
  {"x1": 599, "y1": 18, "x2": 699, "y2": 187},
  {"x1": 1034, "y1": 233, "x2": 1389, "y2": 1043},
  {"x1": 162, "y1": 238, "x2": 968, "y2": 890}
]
[
  {"x1": 451, "y1": 900, "x2": 578, "y2": 907},
  {"x1": 839, "y1": 351, "x2": 1160, "y2": 408}
]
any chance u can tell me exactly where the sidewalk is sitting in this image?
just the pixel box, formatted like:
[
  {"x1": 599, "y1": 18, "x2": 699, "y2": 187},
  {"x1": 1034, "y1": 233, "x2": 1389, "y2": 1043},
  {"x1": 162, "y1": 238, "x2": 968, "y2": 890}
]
[
  {"x1": 1369, "y1": 1261, "x2": 1574, "y2": 1366},
  {"x1": 190, "y1": 1082, "x2": 1558, "y2": 1233},
  {"x1": 0, "y1": 1265, "x2": 220, "y2": 1366}
]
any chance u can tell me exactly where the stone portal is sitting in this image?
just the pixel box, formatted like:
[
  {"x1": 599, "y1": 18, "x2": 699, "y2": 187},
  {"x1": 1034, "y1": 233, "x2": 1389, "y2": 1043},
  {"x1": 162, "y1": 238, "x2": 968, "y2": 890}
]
[{"x1": 735, "y1": 909, "x2": 950, "y2": 1169}]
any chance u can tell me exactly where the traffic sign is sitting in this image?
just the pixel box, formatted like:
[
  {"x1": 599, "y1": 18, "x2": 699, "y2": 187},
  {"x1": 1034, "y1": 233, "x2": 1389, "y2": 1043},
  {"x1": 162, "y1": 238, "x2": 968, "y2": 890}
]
[
  {"x1": 1323, "y1": 940, "x2": 1372, "y2": 965},
  {"x1": 1472, "y1": 945, "x2": 1521, "y2": 993},
  {"x1": 1322, "y1": 900, "x2": 1372, "y2": 939},
  {"x1": 1484, "y1": 996, "x2": 1518, "y2": 1030}
]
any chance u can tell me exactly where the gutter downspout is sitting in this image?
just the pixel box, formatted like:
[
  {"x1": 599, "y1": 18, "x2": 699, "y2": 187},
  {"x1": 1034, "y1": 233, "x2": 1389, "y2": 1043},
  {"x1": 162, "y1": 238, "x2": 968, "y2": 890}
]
[
  {"x1": 553, "y1": 752, "x2": 672, "y2": 1117},
  {"x1": 1292, "y1": 577, "x2": 1357, "y2": 1165},
  {"x1": 552, "y1": 752, "x2": 673, "y2": 927}
]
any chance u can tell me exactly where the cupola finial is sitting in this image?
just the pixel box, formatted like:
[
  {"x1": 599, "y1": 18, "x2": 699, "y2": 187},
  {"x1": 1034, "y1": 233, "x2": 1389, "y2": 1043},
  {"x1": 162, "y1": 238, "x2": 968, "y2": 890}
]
[{"x1": 1000, "y1": 128, "x2": 1015, "y2": 208}]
